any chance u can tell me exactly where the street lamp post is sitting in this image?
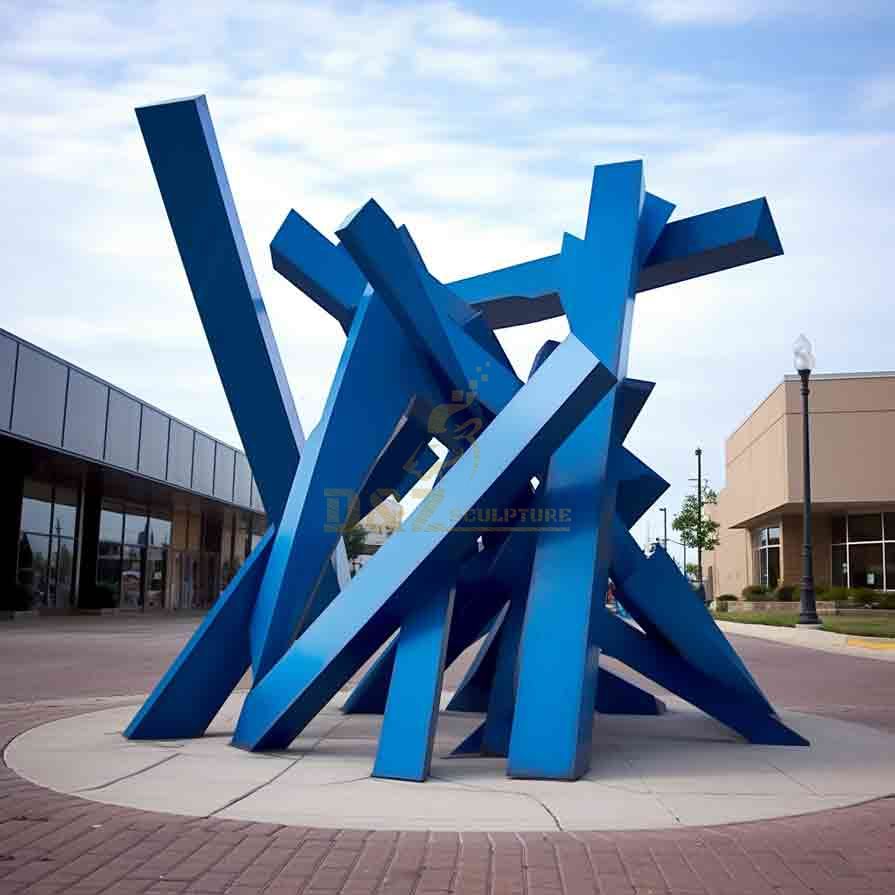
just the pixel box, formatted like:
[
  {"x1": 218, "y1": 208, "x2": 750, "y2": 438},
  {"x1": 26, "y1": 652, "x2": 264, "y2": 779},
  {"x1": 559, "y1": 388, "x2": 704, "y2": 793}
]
[
  {"x1": 695, "y1": 448, "x2": 703, "y2": 590},
  {"x1": 660, "y1": 507, "x2": 668, "y2": 551},
  {"x1": 793, "y1": 334, "x2": 821, "y2": 627}
]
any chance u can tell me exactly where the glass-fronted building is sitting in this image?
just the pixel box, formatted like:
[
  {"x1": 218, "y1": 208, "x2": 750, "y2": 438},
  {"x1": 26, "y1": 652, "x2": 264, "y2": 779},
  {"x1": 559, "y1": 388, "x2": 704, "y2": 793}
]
[
  {"x1": 703, "y1": 372, "x2": 895, "y2": 598},
  {"x1": 1, "y1": 328, "x2": 267, "y2": 613}
]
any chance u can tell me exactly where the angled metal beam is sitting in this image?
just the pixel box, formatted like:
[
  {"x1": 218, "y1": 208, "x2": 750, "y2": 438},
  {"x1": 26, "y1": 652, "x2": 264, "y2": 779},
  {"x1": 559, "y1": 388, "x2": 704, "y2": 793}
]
[
  {"x1": 136, "y1": 95, "x2": 304, "y2": 522},
  {"x1": 125, "y1": 528, "x2": 275, "y2": 739},
  {"x1": 450, "y1": 197, "x2": 782, "y2": 328},
  {"x1": 232, "y1": 335, "x2": 615, "y2": 750}
]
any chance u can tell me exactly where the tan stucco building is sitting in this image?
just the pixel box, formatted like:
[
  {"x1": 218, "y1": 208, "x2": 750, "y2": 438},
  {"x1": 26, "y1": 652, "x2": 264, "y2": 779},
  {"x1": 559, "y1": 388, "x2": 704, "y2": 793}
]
[{"x1": 703, "y1": 372, "x2": 895, "y2": 599}]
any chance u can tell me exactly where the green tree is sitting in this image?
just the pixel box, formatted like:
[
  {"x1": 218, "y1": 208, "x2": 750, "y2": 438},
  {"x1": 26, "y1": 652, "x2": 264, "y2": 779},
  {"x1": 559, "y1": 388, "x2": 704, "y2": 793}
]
[
  {"x1": 672, "y1": 486, "x2": 721, "y2": 552},
  {"x1": 342, "y1": 525, "x2": 369, "y2": 562}
]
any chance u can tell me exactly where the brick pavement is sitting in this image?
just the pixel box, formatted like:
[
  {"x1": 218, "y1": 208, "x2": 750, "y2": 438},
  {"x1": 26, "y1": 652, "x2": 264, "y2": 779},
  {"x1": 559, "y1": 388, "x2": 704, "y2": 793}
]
[{"x1": 1, "y1": 615, "x2": 894, "y2": 894}]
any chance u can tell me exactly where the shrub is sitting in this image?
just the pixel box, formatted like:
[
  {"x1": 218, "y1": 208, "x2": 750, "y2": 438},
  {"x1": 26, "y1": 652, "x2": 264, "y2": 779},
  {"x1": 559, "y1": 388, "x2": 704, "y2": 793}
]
[
  {"x1": 741, "y1": 584, "x2": 768, "y2": 599},
  {"x1": 719, "y1": 594, "x2": 737, "y2": 601},
  {"x1": 851, "y1": 587, "x2": 877, "y2": 607},
  {"x1": 824, "y1": 586, "x2": 851, "y2": 606},
  {"x1": 79, "y1": 584, "x2": 118, "y2": 610},
  {"x1": 875, "y1": 592, "x2": 895, "y2": 610},
  {"x1": 0, "y1": 584, "x2": 34, "y2": 612},
  {"x1": 815, "y1": 584, "x2": 829, "y2": 596},
  {"x1": 773, "y1": 583, "x2": 796, "y2": 602}
]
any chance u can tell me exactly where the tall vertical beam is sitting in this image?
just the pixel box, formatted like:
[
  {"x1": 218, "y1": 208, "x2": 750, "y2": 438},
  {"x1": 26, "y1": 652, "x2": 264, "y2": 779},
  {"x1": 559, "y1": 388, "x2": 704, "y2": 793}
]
[{"x1": 508, "y1": 167, "x2": 671, "y2": 780}]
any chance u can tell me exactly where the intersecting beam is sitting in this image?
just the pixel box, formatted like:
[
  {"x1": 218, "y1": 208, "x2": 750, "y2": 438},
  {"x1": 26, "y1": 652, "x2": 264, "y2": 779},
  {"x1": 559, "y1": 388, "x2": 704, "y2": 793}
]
[
  {"x1": 450, "y1": 198, "x2": 782, "y2": 328},
  {"x1": 232, "y1": 335, "x2": 615, "y2": 750}
]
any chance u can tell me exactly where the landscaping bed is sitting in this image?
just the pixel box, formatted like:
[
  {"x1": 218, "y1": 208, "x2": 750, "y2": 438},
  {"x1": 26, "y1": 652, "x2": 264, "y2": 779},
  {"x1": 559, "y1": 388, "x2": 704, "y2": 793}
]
[{"x1": 712, "y1": 611, "x2": 895, "y2": 638}]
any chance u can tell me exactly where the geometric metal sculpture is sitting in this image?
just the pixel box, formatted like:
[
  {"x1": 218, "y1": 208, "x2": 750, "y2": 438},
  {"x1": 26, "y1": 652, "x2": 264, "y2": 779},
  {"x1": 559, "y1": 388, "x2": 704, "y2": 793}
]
[{"x1": 125, "y1": 94, "x2": 807, "y2": 783}]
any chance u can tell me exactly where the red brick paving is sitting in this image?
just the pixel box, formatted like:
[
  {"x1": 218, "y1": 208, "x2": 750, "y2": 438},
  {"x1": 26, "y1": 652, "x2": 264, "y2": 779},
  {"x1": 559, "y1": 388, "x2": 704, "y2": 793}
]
[{"x1": 1, "y1": 616, "x2": 894, "y2": 893}]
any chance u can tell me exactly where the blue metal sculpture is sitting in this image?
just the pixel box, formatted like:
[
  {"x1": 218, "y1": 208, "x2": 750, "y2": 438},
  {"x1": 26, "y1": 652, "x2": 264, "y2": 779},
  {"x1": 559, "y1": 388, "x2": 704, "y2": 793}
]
[{"x1": 126, "y1": 94, "x2": 807, "y2": 783}]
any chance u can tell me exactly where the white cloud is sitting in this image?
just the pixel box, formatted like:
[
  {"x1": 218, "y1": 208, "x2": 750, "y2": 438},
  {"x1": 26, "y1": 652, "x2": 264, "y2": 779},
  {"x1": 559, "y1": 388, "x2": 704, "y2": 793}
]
[
  {"x1": 1, "y1": 0, "x2": 893, "y2": 561},
  {"x1": 591, "y1": 0, "x2": 888, "y2": 25}
]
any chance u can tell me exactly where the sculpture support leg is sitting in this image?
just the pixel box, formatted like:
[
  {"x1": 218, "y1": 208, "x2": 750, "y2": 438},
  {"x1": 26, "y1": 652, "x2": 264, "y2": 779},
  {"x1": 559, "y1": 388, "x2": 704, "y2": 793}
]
[
  {"x1": 509, "y1": 162, "x2": 649, "y2": 781},
  {"x1": 373, "y1": 583, "x2": 455, "y2": 782},
  {"x1": 125, "y1": 529, "x2": 274, "y2": 739},
  {"x1": 601, "y1": 612, "x2": 806, "y2": 745}
]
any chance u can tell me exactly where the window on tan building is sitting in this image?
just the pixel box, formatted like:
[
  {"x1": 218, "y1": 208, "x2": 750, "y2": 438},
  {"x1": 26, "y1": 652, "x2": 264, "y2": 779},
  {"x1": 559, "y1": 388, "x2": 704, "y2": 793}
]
[
  {"x1": 831, "y1": 513, "x2": 892, "y2": 590},
  {"x1": 752, "y1": 524, "x2": 781, "y2": 589}
]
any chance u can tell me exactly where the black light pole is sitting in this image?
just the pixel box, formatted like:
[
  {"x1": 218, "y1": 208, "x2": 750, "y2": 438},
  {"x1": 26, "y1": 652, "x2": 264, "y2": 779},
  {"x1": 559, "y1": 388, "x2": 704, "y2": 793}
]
[
  {"x1": 794, "y1": 334, "x2": 821, "y2": 627},
  {"x1": 660, "y1": 507, "x2": 668, "y2": 551},
  {"x1": 695, "y1": 448, "x2": 703, "y2": 590}
]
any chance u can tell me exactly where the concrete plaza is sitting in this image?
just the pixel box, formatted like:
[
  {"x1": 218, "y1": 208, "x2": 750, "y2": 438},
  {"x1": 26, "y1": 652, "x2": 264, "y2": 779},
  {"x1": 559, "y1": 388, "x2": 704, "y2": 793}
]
[{"x1": 1, "y1": 615, "x2": 894, "y2": 893}]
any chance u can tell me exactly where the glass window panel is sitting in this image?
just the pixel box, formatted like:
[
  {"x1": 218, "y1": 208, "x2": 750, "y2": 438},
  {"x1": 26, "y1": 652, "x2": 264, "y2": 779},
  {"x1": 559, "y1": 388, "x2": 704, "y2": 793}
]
[
  {"x1": 48, "y1": 536, "x2": 76, "y2": 608},
  {"x1": 20, "y1": 496, "x2": 52, "y2": 534},
  {"x1": 848, "y1": 513, "x2": 882, "y2": 543},
  {"x1": 884, "y1": 513, "x2": 895, "y2": 541},
  {"x1": 766, "y1": 546, "x2": 780, "y2": 590},
  {"x1": 886, "y1": 544, "x2": 895, "y2": 592},
  {"x1": 849, "y1": 542, "x2": 883, "y2": 589},
  {"x1": 767, "y1": 526, "x2": 780, "y2": 546},
  {"x1": 148, "y1": 516, "x2": 171, "y2": 547},
  {"x1": 99, "y1": 508, "x2": 123, "y2": 543},
  {"x1": 832, "y1": 545, "x2": 848, "y2": 587},
  {"x1": 121, "y1": 544, "x2": 144, "y2": 608},
  {"x1": 831, "y1": 515, "x2": 847, "y2": 544},
  {"x1": 18, "y1": 533, "x2": 50, "y2": 604},
  {"x1": 51, "y1": 500, "x2": 77, "y2": 538},
  {"x1": 123, "y1": 512, "x2": 148, "y2": 546},
  {"x1": 759, "y1": 528, "x2": 769, "y2": 547},
  {"x1": 145, "y1": 547, "x2": 168, "y2": 610}
]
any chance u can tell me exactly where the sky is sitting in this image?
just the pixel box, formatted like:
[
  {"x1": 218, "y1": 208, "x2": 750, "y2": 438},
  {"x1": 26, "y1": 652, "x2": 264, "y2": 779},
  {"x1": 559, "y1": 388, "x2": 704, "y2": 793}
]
[{"x1": 2, "y1": 0, "x2": 893, "y2": 565}]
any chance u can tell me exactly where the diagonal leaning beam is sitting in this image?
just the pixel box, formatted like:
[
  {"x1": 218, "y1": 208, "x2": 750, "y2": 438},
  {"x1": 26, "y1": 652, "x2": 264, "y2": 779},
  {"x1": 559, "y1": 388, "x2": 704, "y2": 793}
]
[
  {"x1": 232, "y1": 335, "x2": 616, "y2": 751},
  {"x1": 600, "y1": 611, "x2": 807, "y2": 746},
  {"x1": 137, "y1": 95, "x2": 305, "y2": 521},
  {"x1": 126, "y1": 528, "x2": 275, "y2": 739},
  {"x1": 248, "y1": 291, "x2": 444, "y2": 681}
]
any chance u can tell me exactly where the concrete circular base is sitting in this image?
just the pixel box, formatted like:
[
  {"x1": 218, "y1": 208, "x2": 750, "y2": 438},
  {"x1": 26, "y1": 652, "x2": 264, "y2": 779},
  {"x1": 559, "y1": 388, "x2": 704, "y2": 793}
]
[{"x1": 7, "y1": 693, "x2": 895, "y2": 832}]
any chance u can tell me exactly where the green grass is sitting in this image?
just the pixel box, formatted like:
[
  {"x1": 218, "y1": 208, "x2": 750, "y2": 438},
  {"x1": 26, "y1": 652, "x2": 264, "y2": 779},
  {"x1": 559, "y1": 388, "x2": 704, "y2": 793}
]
[{"x1": 712, "y1": 612, "x2": 895, "y2": 638}]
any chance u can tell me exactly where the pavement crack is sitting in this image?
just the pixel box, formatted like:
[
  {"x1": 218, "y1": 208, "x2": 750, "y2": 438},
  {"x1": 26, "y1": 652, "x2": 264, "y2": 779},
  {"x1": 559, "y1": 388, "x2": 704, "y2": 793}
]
[{"x1": 75, "y1": 753, "x2": 179, "y2": 792}]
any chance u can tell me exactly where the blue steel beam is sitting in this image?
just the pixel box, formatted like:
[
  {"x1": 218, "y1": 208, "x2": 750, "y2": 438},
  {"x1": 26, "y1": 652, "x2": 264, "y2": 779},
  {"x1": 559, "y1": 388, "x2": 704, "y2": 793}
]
[
  {"x1": 610, "y1": 518, "x2": 771, "y2": 710},
  {"x1": 248, "y1": 292, "x2": 444, "y2": 681},
  {"x1": 600, "y1": 611, "x2": 806, "y2": 745},
  {"x1": 596, "y1": 667, "x2": 666, "y2": 716},
  {"x1": 136, "y1": 96, "x2": 304, "y2": 522},
  {"x1": 343, "y1": 552, "x2": 509, "y2": 715},
  {"x1": 373, "y1": 582, "x2": 455, "y2": 781},
  {"x1": 450, "y1": 197, "x2": 781, "y2": 328},
  {"x1": 508, "y1": 169, "x2": 672, "y2": 780},
  {"x1": 336, "y1": 202, "x2": 522, "y2": 417},
  {"x1": 125, "y1": 528, "x2": 275, "y2": 739},
  {"x1": 232, "y1": 335, "x2": 616, "y2": 750}
]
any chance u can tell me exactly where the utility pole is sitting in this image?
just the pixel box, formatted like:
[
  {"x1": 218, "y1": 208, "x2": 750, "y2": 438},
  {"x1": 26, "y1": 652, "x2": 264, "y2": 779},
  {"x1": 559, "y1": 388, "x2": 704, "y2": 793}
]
[
  {"x1": 695, "y1": 447, "x2": 703, "y2": 590},
  {"x1": 660, "y1": 507, "x2": 668, "y2": 551}
]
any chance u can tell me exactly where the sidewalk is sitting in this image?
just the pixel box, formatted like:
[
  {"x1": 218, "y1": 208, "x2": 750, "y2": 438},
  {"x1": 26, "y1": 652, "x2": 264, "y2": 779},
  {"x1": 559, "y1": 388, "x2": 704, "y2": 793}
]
[
  {"x1": 716, "y1": 619, "x2": 895, "y2": 662},
  {"x1": 1, "y1": 615, "x2": 894, "y2": 893}
]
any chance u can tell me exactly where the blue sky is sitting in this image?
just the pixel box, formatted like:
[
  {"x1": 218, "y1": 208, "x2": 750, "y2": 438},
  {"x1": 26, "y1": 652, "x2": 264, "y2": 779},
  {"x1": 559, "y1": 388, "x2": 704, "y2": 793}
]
[{"x1": 2, "y1": 0, "x2": 893, "y2": 560}]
